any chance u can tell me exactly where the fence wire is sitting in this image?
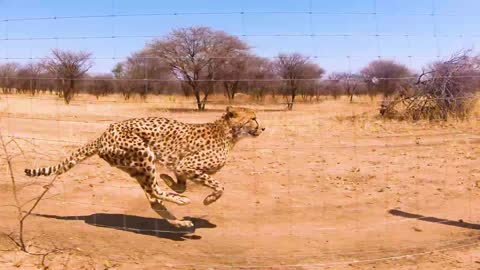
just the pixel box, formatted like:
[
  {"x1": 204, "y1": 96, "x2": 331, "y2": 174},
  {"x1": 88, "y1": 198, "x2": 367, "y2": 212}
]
[{"x1": 1, "y1": 0, "x2": 480, "y2": 268}]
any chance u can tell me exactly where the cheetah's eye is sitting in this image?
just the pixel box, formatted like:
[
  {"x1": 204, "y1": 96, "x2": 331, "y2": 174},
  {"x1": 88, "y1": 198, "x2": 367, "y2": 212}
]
[{"x1": 252, "y1": 117, "x2": 256, "y2": 121}]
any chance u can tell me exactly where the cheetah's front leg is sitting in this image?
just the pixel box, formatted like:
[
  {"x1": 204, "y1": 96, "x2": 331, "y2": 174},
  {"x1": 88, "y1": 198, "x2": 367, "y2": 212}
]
[
  {"x1": 190, "y1": 171, "x2": 224, "y2": 205},
  {"x1": 175, "y1": 154, "x2": 225, "y2": 205}
]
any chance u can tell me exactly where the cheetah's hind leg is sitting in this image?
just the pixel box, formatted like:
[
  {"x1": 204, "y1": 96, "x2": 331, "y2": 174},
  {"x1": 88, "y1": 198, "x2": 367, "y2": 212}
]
[
  {"x1": 160, "y1": 173, "x2": 187, "y2": 194},
  {"x1": 98, "y1": 134, "x2": 192, "y2": 228},
  {"x1": 150, "y1": 200, "x2": 194, "y2": 230},
  {"x1": 115, "y1": 166, "x2": 193, "y2": 228}
]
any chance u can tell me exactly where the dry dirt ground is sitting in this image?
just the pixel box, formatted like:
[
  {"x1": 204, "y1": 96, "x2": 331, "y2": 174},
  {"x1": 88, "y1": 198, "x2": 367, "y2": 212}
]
[{"x1": 0, "y1": 94, "x2": 479, "y2": 269}]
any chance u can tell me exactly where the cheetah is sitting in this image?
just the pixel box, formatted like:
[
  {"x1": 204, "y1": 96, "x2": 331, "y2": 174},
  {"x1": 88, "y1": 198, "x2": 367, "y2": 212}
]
[{"x1": 25, "y1": 106, "x2": 264, "y2": 228}]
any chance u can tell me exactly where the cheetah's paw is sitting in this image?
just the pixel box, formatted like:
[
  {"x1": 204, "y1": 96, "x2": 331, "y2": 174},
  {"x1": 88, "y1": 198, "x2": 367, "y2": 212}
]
[
  {"x1": 203, "y1": 193, "x2": 221, "y2": 205},
  {"x1": 168, "y1": 193, "x2": 191, "y2": 205},
  {"x1": 169, "y1": 219, "x2": 194, "y2": 229}
]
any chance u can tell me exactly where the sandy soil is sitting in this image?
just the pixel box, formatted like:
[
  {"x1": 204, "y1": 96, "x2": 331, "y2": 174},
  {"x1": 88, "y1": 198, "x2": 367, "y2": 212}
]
[{"x1": 0, "y1": 93, "x2": 479, "y2": 269}]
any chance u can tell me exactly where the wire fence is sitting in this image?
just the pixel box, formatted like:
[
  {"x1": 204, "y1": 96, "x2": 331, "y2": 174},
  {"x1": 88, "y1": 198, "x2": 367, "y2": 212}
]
[
  {"x1": 1, "y1": 0, "x2": 480, "y2": 268},
  {"x1": 3, "y1": 10, "x2": 480, "y2": 22},
  {"x1": 3, "y1": 75, "x2": 480, "y2": 82}
]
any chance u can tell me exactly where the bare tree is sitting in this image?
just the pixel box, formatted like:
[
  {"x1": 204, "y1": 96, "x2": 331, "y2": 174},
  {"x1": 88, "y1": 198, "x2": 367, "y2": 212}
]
[
  {"x1": 37, "y1": 71, "x2": 57, "y2": 95},
  {"x1": 147, "y1": 26, "x2": 249, "y2": 110},
  {"x1": 328, "y1": 72, "x2": 365, "y2": 102},
  {"x1": 380, "y1": 50, "x2": 479, "y2": 120},
  {"x1": 15, "y1": 62, "x2": 43, "y2": 95},
  {"x1": 360, "y1": 59, "x2": 411, "y2": 98},
  {"x1": 43, "y1": 49, "x2": 93, "y2": 104},
  {"x1": 113, "y1": 51, "x2": 174, "y2": 100},
  {"x1": 274, "y1": 53, "x2": 324, "y2": 109},
  {"x1": 418, "y1": 50, "x2": 480, "y2": 98},
  {"x1": 322, "y1": 79, "x2": 342, "y2": 100},
  {"x1": 217, "y1": 53, "x2": 250, "y2": 101},
  {"x1": 244, "y1": 57, "x2": 276, "y2": 101},
  {"x1": 111, "y1": 63, "x2": 131, "y2": 99},
  {"x1": 0, "y1": 63, "x2": 19, "y2": 94},
  {"x1": 84, "y1": 74, "x2": 115, "y2": 99}
]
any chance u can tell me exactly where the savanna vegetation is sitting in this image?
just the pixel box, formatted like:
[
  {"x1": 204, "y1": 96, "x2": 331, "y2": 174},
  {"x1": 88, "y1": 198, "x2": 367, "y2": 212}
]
[{"x1": 0, "y1": 27, "x2": 478, "y2": 118}]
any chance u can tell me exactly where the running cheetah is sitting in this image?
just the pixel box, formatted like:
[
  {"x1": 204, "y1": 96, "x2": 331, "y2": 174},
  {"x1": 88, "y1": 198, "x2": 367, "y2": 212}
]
[{"x1": 25, "y1": 106, "x2": 264, "y2": 228}]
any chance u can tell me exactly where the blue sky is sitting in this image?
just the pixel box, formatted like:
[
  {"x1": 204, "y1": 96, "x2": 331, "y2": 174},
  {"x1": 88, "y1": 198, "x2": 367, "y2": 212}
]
[{"x1": 0, "y1": 0, "x2": 479, "y2": 74}]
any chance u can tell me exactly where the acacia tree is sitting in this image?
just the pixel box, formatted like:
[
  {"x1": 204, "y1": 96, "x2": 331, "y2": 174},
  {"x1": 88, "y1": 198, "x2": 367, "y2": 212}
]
[
  {"x1": 147, "y1": 26, "x2": 249, "y2": 110},
  {"x1": 43, "y1": 49, "x2": 92, "y2": 104},
  {"x1": 360, "y1": 60, "x2": 411, "y2": 98},
  {"x1": 274, "y1": 53, "x2": 324, "y2": 109}
]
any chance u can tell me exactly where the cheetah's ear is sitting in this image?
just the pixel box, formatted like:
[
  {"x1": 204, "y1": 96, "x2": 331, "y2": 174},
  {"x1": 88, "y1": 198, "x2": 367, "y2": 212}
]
[{"x1": 225, "y1": 106, "x2": 235, "y2": 119}]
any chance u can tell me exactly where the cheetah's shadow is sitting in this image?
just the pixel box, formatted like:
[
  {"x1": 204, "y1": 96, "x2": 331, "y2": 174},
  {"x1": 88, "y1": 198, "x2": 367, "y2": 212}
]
[{"x1": 31, "y1": 213, "x2": 216, "y2": 241}]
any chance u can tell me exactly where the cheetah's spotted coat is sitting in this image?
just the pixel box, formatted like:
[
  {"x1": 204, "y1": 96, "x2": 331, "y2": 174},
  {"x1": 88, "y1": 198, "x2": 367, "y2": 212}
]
[{"x1": 25, "y1": 106, "x2": 264, "y2": 228}]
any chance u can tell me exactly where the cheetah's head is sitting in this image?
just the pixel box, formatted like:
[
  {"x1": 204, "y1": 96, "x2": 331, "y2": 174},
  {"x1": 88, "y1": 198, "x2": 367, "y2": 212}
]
[{"x1": 223, "y1": 106, "x2": 265, "y2": 137}]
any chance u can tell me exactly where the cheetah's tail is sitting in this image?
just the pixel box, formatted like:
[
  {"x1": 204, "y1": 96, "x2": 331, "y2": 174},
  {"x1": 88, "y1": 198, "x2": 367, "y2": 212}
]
[{"x1": 25, "y1": 140, "x2": 99, "y2": 177}]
